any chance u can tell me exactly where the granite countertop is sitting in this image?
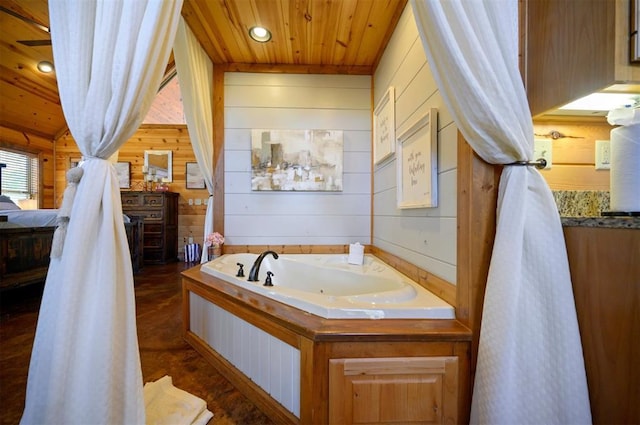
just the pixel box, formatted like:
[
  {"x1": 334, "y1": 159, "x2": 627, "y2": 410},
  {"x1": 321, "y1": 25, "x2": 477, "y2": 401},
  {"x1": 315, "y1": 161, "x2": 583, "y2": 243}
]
[
  {"x1": 561, "y1": 216, "x2": 640, "y2": 229},
  {"x1": 553, "y1": 190, "x2": 640, "y2": 229}
]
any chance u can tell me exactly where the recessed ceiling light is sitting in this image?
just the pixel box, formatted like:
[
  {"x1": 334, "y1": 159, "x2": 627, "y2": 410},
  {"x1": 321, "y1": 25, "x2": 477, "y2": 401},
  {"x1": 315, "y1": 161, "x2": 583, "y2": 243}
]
[
  {"x1": 249, "y1": 26, "x2": 272, "y2": 43},
  {"x1": 37, "y1": 61, "x2": 54, "y2": 73}
]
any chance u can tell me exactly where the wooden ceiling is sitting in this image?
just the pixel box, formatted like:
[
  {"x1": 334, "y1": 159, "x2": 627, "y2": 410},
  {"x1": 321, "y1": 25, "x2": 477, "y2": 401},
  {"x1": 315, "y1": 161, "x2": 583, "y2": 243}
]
[{"x1": 0, "y1": 0, "x2": 406, "y2": 144}]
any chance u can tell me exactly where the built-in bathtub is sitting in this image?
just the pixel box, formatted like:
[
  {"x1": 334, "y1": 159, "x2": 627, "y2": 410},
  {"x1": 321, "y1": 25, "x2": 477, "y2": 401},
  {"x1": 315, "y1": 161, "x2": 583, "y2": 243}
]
[
  {"x1": 182, "y1": 251, "x2": 471, "y2": 423},
  {"x1": 200, "y1": 253, "x2": 455, "y2": 319}
]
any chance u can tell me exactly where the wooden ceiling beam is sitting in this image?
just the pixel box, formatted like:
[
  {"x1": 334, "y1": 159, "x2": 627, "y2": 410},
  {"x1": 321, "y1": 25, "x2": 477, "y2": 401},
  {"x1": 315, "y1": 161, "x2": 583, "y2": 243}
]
[{"x1": 0, "y1": 121, "x2": 55, "y2": 143}]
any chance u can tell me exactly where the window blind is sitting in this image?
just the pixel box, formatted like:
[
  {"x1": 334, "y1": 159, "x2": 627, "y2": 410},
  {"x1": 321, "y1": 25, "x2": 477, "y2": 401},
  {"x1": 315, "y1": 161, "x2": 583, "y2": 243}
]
[{"x1": 0, "y1": 149, "x2": 39, "y2": 202}]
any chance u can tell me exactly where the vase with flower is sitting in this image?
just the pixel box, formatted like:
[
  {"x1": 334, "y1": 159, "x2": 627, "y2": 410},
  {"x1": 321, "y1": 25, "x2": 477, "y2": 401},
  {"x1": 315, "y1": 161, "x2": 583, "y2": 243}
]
[{"x1": 205, "y1": 232, "x2": 225, "y2": 259}]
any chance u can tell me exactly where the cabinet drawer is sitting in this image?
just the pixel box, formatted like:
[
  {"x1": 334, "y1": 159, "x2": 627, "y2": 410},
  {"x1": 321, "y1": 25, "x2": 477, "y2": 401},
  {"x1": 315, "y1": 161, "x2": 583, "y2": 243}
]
[
  {"x1": 144, "y1": 234, "x2": 163, "y2": 248},
  {"x1": 121, "y1": 194, "x2": 141, "y2": 206},
  {"x1": 140, "y1": 210, "x2": 164, "y2": 221},
  {"x1": 144, "y1": 223, "x2": 163, "y2": 233},
  {"x1": 142, "y1": 194, "x2": 164, "y2": 207}
]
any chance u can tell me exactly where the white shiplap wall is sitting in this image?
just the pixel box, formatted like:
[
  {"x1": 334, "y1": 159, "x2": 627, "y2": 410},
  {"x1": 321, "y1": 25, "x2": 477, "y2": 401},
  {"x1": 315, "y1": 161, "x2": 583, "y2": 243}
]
[
  {"x1": 224, "y1": 73, "x2": 371, "y2": 245},
  {"x1": 373, "y1": 5, "x2": 458, "y2": 284}
]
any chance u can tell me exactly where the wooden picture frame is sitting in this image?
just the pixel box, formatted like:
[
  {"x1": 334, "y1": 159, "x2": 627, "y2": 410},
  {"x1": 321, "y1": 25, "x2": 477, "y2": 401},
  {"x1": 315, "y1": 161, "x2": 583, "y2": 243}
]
[
  {"x1": 144, "y1": 150, "x2": 172, "y2": 182},
  {"x1": 186, "y1": 162, "x2": 206, "y2": 189},
  {"x1": 373, "y1": 86, "x2": 395, "y2": 165},
  {"x1": 114, "y1": 161, "x2": 131, "y2": 189},
  {"x1": 396, "y1": 109, "x2": 438, "y2": 209}
]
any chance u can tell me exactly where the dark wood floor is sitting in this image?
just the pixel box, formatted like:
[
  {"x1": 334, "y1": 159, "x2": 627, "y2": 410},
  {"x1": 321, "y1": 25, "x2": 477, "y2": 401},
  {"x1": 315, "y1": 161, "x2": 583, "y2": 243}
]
[{"x1": 0, "y1": 262, "x2": 274, "y2": 425}]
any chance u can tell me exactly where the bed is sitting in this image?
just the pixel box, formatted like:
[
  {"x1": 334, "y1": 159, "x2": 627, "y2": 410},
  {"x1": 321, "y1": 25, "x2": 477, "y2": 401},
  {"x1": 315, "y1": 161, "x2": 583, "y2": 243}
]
[{"x1": 0, "y1": 208, "x2": 143, "y2": 291}]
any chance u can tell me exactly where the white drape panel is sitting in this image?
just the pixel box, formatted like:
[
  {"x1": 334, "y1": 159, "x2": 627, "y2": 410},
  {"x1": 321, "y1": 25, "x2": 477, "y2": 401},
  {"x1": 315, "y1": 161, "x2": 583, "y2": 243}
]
[
  {"x1": 410, "y1": 1, "x2": 591, "y2": 423},
  {"x1": 21, "y1": 1, "x2": 182, "y2": 424},
  {"x1": 173, "y1": 17, "x2": 216, "y2": 263}
]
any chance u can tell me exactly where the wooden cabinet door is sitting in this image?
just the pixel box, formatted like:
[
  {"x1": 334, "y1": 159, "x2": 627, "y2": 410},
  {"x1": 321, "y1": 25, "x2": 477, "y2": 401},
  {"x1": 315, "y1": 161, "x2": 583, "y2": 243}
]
[
  {"x1": 329, "y1": 356, "x2": 458, "y2": 425},
  {"x1": 523, "y1": 0, "x2": 616, "y2": 116}
]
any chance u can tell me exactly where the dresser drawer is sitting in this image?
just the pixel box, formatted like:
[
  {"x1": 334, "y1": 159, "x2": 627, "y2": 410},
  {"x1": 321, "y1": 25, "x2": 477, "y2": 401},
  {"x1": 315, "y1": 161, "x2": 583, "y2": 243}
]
[
  {"x1": 121, "y1": 193, "x2": 141, "y2": 207},
  {"x1": 142, "y1": 194, "x2": 165, "y2": 207},
  {"x1": 140, "y1": 210, "x2": 164, "y2": 221},
  {"x1": 144, "y1": 234, "x2": 163, "y2": 249},
  {"x1": 144, "y1": 223, "x2": 163, "y2": 233}
]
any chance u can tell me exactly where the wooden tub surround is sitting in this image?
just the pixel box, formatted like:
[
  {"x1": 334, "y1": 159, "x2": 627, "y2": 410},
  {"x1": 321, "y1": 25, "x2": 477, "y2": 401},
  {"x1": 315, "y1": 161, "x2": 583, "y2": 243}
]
[{"x1": 181, "y1": 256, "x2": 472, "y2": 424}]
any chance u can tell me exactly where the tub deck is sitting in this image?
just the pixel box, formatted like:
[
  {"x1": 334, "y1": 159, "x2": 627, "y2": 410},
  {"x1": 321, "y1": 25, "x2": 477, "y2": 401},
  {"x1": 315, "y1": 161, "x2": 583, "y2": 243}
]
[
  {"x1": 182, "y1": 265, "x2": 472, "y2": 424},
  {"x1": 183, "y1": 265, "x2": 470, "y2": 342}
]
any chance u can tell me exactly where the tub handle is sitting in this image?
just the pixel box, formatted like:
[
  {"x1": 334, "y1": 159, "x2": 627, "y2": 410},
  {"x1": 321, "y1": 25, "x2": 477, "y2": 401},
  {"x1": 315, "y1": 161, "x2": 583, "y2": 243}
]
[
  {"x1": 236, "y1": 263, "x2": 245, "y2": 277},
  {"x1": 264, "y1": 271, "x2": 274, "y2": 287}
]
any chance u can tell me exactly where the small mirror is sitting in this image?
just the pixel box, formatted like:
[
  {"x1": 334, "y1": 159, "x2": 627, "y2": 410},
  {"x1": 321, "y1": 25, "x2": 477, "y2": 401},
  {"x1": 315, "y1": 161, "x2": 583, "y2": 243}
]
[{"x1": 144, "y1": 150, "x2": 172, "y2": 182}]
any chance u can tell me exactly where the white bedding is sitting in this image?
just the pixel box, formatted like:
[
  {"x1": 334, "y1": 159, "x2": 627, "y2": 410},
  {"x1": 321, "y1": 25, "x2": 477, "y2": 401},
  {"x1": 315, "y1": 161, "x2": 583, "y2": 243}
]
[
  {"x1": 0, "y1": 209, "x2": 132, "y2": 228},
  {"x1": 0, "y1": 209, "x2": 59, "y2": 227}
]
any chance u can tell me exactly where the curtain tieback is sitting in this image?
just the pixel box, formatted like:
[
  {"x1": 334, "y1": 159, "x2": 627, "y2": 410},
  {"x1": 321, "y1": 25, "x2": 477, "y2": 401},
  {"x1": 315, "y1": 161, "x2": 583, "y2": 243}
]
[
  {"x1": 51, "y1": 167, "x2": 84, "y2": 258},
  {"x1": 505, "y1": 159, "x2": 547, "y2": 169}
]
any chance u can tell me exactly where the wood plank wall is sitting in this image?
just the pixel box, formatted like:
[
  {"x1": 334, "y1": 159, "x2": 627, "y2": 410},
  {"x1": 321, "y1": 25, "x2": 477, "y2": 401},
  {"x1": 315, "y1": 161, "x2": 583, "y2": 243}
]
[
  {"x1": 55, "y1": 125, "x2": 208, "y2": 257},
  {"x1": 372, "y1": 6, "x2": 458, "y2": 284},
  {"x1": 0, "y1": 125, "x2": 55, "y2": 208},
  {"x1": 533, "y1": 119, "x2": 613, "y2": 191},
  {"x1": 223, "y1": 72, "x2": 372, "y2": 246}
]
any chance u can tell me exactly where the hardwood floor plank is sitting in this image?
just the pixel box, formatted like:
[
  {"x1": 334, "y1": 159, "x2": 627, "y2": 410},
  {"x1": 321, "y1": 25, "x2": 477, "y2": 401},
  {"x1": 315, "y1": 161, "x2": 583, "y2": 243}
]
[{"x1": 0, "y1": 263, "x2": 273, "y2": 425}]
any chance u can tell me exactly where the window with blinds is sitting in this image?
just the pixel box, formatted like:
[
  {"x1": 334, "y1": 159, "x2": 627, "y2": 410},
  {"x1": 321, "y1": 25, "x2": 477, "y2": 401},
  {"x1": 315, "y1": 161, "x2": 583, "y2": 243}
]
[{"x1": 0, "y1": 149, "x2": 39, "y2": 203}]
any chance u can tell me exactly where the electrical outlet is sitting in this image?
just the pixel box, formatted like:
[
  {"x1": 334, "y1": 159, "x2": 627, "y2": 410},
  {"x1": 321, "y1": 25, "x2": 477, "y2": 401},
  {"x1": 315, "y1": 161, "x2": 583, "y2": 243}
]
[
  {"x1": 534, "y1": 139, "x2": 552, "y2": 169},
  {"x1": 595, "y1": 140, "x2": 611, "y2": 170},
  {"x1": 188, "y1": 198, "x2": 193, "y2": 206},
  {"x1": 195, "y1": 198, "x2": 202, "y2": 206}
]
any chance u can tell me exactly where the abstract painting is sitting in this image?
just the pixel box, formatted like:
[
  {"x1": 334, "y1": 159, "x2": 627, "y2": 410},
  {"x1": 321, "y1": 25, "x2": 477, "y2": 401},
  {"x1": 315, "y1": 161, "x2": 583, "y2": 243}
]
[{"x1": 251, "y1": 129, "x2": 343, "y2": 191}]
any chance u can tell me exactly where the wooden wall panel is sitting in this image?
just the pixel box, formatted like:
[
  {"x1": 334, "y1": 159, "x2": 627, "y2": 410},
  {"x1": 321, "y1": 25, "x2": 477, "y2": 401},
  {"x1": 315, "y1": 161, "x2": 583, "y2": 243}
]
[
  {"x1": 54, "y1": 125, "x2": 209, "y2": 258},
  {"x1": 534, "y1": 120, "x2": 613, "y2": 191},
  {"x1": 372, "y1": 5, "x2": 459, "y2": 285},
  {"x1": 456, "y1": 134, "x2": 500, "y2": 411}
]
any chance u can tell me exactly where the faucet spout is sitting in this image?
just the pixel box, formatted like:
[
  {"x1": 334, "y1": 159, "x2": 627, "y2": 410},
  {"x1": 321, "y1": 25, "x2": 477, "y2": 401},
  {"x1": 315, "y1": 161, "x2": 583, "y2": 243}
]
[{"x1": 247, "y1": 250, "x2": 279, "y2": 282}]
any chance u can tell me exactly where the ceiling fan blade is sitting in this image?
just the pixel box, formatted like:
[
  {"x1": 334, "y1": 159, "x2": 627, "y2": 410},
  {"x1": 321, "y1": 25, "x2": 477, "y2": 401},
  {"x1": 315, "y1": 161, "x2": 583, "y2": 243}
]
[
  {"x1": 17, "y1": 39, "x2": 52, "y2": 47},
  {"x1": 0, "y1": 5, "x2": 50, "y2": 34}
]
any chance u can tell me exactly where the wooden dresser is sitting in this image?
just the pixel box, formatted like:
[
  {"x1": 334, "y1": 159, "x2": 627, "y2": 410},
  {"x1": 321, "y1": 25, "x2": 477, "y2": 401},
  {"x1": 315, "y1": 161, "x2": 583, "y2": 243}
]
[{"x1": 121, "y1": 191, "x2": 178, "y2": 264}]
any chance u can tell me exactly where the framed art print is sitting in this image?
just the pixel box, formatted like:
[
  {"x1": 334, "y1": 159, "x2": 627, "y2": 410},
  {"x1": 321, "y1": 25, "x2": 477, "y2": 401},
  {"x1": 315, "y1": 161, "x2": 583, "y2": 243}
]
[
  {"x1": 373, "y1": 86, "x2": 395, "y2": 164},
  {"x1": 186, "y1": 162, "x2": 206, "y2": 189},
  {"x1": 250, "y1": 129, "x2": 343, "y2": 191},
  {"x1": 114, "y1": 162, "x2": 131, "y2": 189}
]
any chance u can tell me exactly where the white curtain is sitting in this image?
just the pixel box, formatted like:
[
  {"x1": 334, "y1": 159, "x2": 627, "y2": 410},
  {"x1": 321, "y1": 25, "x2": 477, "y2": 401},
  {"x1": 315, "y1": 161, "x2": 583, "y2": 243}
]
[
  {"x1": 21, "y1": 1, "x2": 183, "y2": 424},
  {"x1": 410, "y1": 1, "x2": 591, "y2": 423},
  {"x1": 173, "y1": 17, "x2": 216, "y2": 263}
]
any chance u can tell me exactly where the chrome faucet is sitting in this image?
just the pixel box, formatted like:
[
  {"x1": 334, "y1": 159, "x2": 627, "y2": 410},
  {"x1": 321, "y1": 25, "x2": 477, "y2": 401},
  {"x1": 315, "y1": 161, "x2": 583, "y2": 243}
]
[{"x1": 247, "y1": 250, "x2": 279, "y2": 282}]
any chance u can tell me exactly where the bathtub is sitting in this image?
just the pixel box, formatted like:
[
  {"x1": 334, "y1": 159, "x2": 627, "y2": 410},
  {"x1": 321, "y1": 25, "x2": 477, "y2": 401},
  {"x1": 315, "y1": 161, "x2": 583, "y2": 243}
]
[{"x1": 200, "y1": 253, "x2": 455, "y2": 319}]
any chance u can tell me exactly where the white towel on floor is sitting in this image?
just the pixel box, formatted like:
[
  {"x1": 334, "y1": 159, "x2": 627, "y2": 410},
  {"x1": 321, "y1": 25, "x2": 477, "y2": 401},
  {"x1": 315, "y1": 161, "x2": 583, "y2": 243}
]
[{"x1": 144, "y1": 376, "x2": 213, "y2": 425}]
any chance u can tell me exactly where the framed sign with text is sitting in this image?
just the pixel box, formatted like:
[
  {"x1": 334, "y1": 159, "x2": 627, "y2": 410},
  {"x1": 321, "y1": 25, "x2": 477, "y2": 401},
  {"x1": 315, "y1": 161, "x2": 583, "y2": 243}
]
[
  {"x1": 373, "y1": 86, "x2": 395, "y2": 164},
  {"x1": 396, "y1": 109, "x2": 438, "y2": 209}
]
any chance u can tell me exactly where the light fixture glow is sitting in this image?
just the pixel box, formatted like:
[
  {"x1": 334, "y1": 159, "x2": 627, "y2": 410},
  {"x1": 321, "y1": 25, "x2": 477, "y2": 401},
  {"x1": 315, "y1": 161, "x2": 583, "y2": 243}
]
[
  {"x1": 249, "y1": 26, "x2": 272, "y2": 43},
  {"x1": 37, "y1": 61, "x2": 54, "y2": 73},
  {"x1": 559, "y1": 93, "x2": 640, "y2": 112}
]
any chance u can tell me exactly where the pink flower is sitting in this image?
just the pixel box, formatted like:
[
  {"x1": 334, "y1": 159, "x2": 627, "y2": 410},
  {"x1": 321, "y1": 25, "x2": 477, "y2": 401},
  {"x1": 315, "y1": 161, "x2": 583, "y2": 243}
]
[{"x1": 205, "y1": 232, "x2": 225, "y2": 247}]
